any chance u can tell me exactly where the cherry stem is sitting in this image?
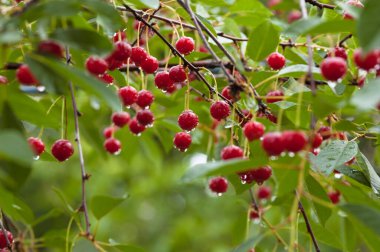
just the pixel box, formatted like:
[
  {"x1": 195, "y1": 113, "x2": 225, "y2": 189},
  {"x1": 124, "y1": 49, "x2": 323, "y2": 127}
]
[
  {"x1": 305, "y1": 0, "x2": 335, "y2": 9},
  {"x1": 65, "y1": 46, "x2": 91, "y2": 236}
]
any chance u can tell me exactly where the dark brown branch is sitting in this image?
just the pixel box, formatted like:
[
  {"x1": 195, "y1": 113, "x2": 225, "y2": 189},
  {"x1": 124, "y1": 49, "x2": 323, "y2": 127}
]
[
  {"x1": 305, "y1": 0, "x2": 335, "y2": 9},
  {"x1": 65, "y1": 47, "x2": 91, "y2": 236},
  {"x1": 298, "y1": 201, "x2": 321, "y2": 252},
  {"x1": 131, "y1": 5, "x2": 162, "y2": 47},
  {"x1": 338, "y1": 34, "x2": 353, "y2": 48}
]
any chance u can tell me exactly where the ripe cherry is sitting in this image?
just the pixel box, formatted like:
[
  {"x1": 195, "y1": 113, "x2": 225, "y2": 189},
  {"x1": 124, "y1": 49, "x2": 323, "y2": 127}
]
[
  {"x1": 136, "y1": 90, "x2": 154, "y2": 108},
  {"x1": 98, "y1": 73, "x2": 114, "y2": 84},
  {"x1": 221, "y1": 145, "x2": 244, "y2": 160},
  {"x1": 154, "y1": 71, "x2": 174, "y2": 91},
  {"x1": 262, "y1": 132, "x2": 285, "y2": 156},
  {"x1": 310, "y1": 133, "x2": 323, "y2": 149},
  {"x1": 268, "y1": 0, "x2": 281, "y2": 8},
  {"x1": 140, "y1": 56, "x2": 159, "y2": 74},
  {"x1": 169, "y1": 65, "x2": 187, "y2": 83},
  {"x1": 175, "y1": 36, "x2": 195, "y2": 55},
  {"x1": 16, "y1": 65, "x2": 38, "y2": 85},
  {"x1": 208, "y1": 176, "x2": 228, "y2": 194},
  {"x1": 0, "y1": 230, "x2": 13, "y2": 249},
  {"x1": 210, "y1": 101, "x2": 231, "y2": 121},
  {"x1": 173, "y1": 132, "x2": 192, "y2": 152},
  {"x1": 178, "y1": 110, "x2": 199, "y2": 131},
  {"x1": 118, "y1": 86, "x2": 138, "y2": 106},
  {"x1": 129, "y1": 118, "x2": 146, "y2": 135},
  {"x1": 328, "y1": 47, "x2": 348, "y2": 60},
  {"x1": 51, "y1": 139, "x2": 74, "y2": 162},
  {"x1": 353, "y1": 49, "x2": 379, "y2": 71},
  {"x1": 249, "y1": 208, "x2": 260, "y2": 220},
  {"x1": 321, "y1": 57, "x2": 347, "y2": 81},
  {"x1": 282, "y1": 131, "x2": 307, "y2": 153},
  {"x1": 267, "y1": 52, "x2": 286, "y2": 70},
  {"x1": 104, "y1": 138, "x2": 121, "y2": 154},
  {"x1": 343, "y1": 0, "x2": 364, "y2": 19},
  {"x1": 112, "y1": 41, "x2": 132, "y2": 61},
  {"x1": 103, "y1": 126, "x2": 117, "y2": 138},
  {"x1": 28, "y1": 137, "x2": 45, "y2": 156},
  {"x1": 104, "y1": 54, "x2": 123, "y2": 71},
  {"x1": 287, "y1": 10, "x2": 302, "y2": 23},
  {"x1": 257, "y1": 186, "x2": 271, "y2": 200},
  {"x1": 38, "y1": 40, "x2": 63, "y2": 57},
  {"x1": 85, "y1": 56, "x2": 108, "y2": 75},
  {"x1": 112, "y1": 111, "x2": 130, "y2": 127},
  {"x1": 250, "y1": 166, "x2": 272, "y2": 184},
  {"x1": 221, "y1": 86, "x2": 240, "y2": 102},
  {"x1": 318, "y1": 126, "x2": 332, "y2": 140},
  {"x1": 0, "y1": 75, "x2": 8, "y2": 85},
  {"x1": 113, "y1": 31, "x2": 126, "y2": 43},
  {"x1": 131, "y1": 47, "x2": 148, "y2": 66},
  {"x1": 266, "y1": 90, "x2": 284, "y2": 103},
  {"x1": 243, "y1": 121, "x2": 265, "y2": 141},
  {"x1": 328, "y1": 191, "x2": 341, "y2": 204},
  {"x1": 136, "y1": 109, "x2": 154, "y2": 126}
]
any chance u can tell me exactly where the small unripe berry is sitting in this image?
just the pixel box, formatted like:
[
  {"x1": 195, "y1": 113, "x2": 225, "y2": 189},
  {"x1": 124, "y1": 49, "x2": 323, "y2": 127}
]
[
  {"x1": 243, "y1": 121, "x2": 265, "y2": 141},
  {"x1": 28, "y1": 137, "x2": 45, "y2": 156},
  {"x1": 104, "y1": 138, "x2": 121, "y2": 154},
  {"x1": 221, "y1": 145, "x2": 244, "y2": 160},
  {"x1": 321, "y1": 57, "x2": 347, "y2": 81},
  {"x1": 136, "y1": 109, "x2": 154, "y2": 126},
  {"x1": 85, "y1": 56, "x2": 108, "y2": 75},
  {"x1": 262, "y1": 132, "x2": 285, "y2": 156},
  {"x1": 131, "y1": 47, "x2": 148, "y2": 66},
  {"x1": 140, "y1": 56, "x2": 159, "y2": 74},
  {"x1": 129, "y1": 118, "x2": 146, "y2": 135},
  {"x1": 16, "y1": 65, "x2": 38, "y2": 85},
  {"x1": 282, "y1": 131, "x2": 307, "y2": 153},
  {"x1": 175, "y1": 36, "x2": 195, "y2": 55},
  {"x1": 118, "y1": 86, "x2": 138, "y2": 106},
  {"x1": 208, "y1": 176, "x2": 228, "y2": 194},
  {"x1": 51, "y1": 139, "x2": 74, "y2": 162},
  {"x1": 136, "y1": 90, "x2": 154, "y2": 108},
  {"x1": 38, "y1": 40, "x2": 63, "y2": 57},
  {"x1": 154, "y1": 71, "x2": 174, "y2": 91},
  {"x1": 210, "y1": 101, "x2": 231, "y2": 121},
  {"x1": 353, "y1": 49, "x2": 379, "y2": 71},
  {"x1": 173, "y1": 132, "x2": 192, "y2": 152},
  {"x1": 267, "y1": 52, "x2": 286, "y2": 70},
  {"x1": 257, "y1": 186, "x2": 271, "y2": 199},
  {"x1": 178, "y1": 110, "x2": 199, "y2": 131},
  {"x1": 266, "y1": 90, "x2": 284, "y2": 103},
  {"x1": 112, "y1": 111, "x2": 130, "y2": 127},
  {"x1": 169, "y1": 65, "x2": 187, "y2": 83}
]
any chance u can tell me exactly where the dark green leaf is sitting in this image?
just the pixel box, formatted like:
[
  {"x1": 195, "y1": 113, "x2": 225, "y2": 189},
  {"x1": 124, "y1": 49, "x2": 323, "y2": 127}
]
[
  {"x1": 356, "y1": 152, "x2": 380, "y2": 195},
  {"x1": 335, "y1": 165, "x2": 370, "y2": 187},
  {"x1": 247, "y1": 21, "x2": 280, "y2": 61}
]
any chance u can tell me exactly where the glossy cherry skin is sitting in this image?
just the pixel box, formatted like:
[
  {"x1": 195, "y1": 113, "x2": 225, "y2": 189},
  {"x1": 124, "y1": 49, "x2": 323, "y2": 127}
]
[
  {"x1": 208, "y1": 176, "x2": 228, "y2": 194},
  {"x1": 51, "y1": 139, "x2": 74, "y2": 162},
  {"x1": 320, "y1": 57, "x2": 347, "y2": 81},
  {"x1": 243, "y1": 121, "x2": 265, "y2": 141},
  {"x1": 210, "y1": 101, "x2": 231, "y2": 121},
  {"x1": 178, "y1": 110, "x2": 199, "y2": 131},
  {"x1": 262, "y1": 132, "x2": 286, "y2": 156},
  {"x1": 173, "y1": 132, "x2": 192, "y2": 152},
  {"x1": 267, "y1": 52, "x2": 286, "y2": 70}
]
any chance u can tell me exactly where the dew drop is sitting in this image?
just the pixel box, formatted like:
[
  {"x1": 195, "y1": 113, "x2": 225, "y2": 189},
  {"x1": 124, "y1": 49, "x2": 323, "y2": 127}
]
[
  {"x1": 126, "y1": 105, "x2": 131, "y2": 109},
  {"x1": 217, "y1": 193, "x2": 223, "y2": 197},
  {"x1": 36, "y1": 86, "x2": 46, "y2": 92},
  {"x1": 241, "y1": 180, "x2": 247, "y2": 185},
  {"x1": 147, "y1": 123, "x2": 154, "y2": 128},
  {"x1": 33, "y1": 155, "x2": 40, "y2": 161},
  {"x1": 270, "y1": 156, "x2": 278, "y2": 161},
  {"x1": 288, "y1": 152, "x2": 295, "y2": 157},
  {"x1": 334, "y1": 173, "x2": 343, "y2": 179},
  {"x1": 113, "y1": 149, "x2": 121, "y2": 155}
]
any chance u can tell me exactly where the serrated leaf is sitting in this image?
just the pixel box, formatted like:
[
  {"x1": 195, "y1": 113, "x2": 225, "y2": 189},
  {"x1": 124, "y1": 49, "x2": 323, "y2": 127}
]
[
  {"x1": 356, "y1": 152, "x2": 380, "y2": 195},
  {"x1": 247, "y1": 21, "x2": 279, "y2": 61},
  {"x1": 309, "y1": 140, "x2": 358, "y2": 175},
  {"x1": 91, "y1": 194, "x2": 128, "y2": 220}
]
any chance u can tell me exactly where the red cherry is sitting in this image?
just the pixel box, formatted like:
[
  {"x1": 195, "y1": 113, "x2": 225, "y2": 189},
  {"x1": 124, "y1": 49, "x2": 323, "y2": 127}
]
[
  {"x1": 357, "y1": 76, "x2": 366, "y2": 88},
  {"x1": 287, "y1": 10, "x2": 302, "y2": 23},
  {"x1": 103, "y1": 126, "x2": 117, "y2": 138},
  {"x1": 28, "y1": 137, "x2": 45, "y2": 156},
  {"x1": 175, "y1": 36, "x2": 195, "y2": 55},
  {"x1": 140, "y1": 56, "x2": 159, "y2": 74},
  {"x1": 208, "y1": 176, "x2": 228, "y2": 194},
  {"x1": 38, "y1": 40, "x2": 63, "y2": 57},
  {"x1": 118, "y1": 86, "x2": 138, "y2": 106},
  {"x1": 136, "y1": 109, "x2": 154, "y2": 126},
  {"x1": 266, "y1": 90, "x2": 284, "y2": 103},
  {"x1": 173, "y1": 132, "x2": 192, "y2": 152},
  {"x1": 262, "y1": 132, "x2": 285, "y2": 156},
  {"x1": 129, "y1": 118, "x2": 146, "y2": 135},
  {"x1": 98, "y1": 73, "x2": 114, "y2": 84},
  {"x1": 345, "y1": 157, "x2": 356, "y2": 165},
  {"x1": 249, "y1": 209, "x2": 260, "y2": 219},
  {"x1": 136, "y1": 90, "x2": 154, "y2": 108},
  {"x1": 210, "y1": 101, "x2": 231, "y2": 121},
  {"x1": 199, "y1": 45, "x2": 208, "y2": 53},
  {"x1": 268, "y1": 0, "x2": 281, "y2": 8},
  {"x1": 328, "y1": 191, "x2": 340, "y2": 204},
  {"x1": 343, "y1": 0, "x2": 364, "y2": 19},
  {"x1": 376, "y1": 68, "x2": 380, "y2": 77},
  {"x1": 318, "y1": 126, "x2": 332, "y2": 140},
  {"x1": 0, "y1": 230, "x2": 13, "y2": 249},
  {"x1": 243, "y1": 121, "x2": 265, "y2": 141},
  {"x1": 16, "y1": 65, "x2": 38, "y2": 85},
  {"x1": 310, "y1": 133, "x2": 323, "y2": 149},
  {"x1": 353, "y1": 49, "x2": 379, "y2": 71},
  {"x1": 239, "y1": 109, "x2": 254, "y2": 126},
  {"x1": 282, "y1": 131, "x2": 307, "y2": 153},
  {"x1": 112, "y1": 41, "x2": 132, "y2": 61},
  {"x1": 85, "y1": 56, "x2": 108, "y2": 75},
  {"x1": 321, "y1": 57, "x2": 347, "y2": 81},
  {"x1": 112, "y1": 111, "x2": 130, "y2": 127},
  {"x1": 267, "y1": 52, "x2": 286, "y2": 70},
  {"x1": 51, "y1": 139, "x2": 74, "y2": 162},
  {"x1": 334, "y1": 132, "x2": 346, "y2": 140},
  {"x1": 131, "y1": 47, "x2": 148, "y2": 66},
  {"x1": 113, "y1": 31, "x2": 126, "y2": 43},
  {"x1": 178, "y1": 110, "x2": 199, "y2": 131},
  {"x1": 154, "y1": 71, "x2": 174, "y2": 91},
  {"x1": 104, "y1": 54, "x2": 123, "y2": 71},
  {"x1": 165, "y1": 83, "x2": 177, "y2": 94},
  {"x1": 221, "y1": 86, "x2": 240, "y2": 102},
  {"x1": 0, "y1": 75, "x2": 8, "y2": 85},
  {"x1": 257, "y1": 186, "x2": 271, "y2": 199},
  {"x1": 104, "y1": 138, "x2": 121, "y2": 154},
  {"x1": 169, "y1": 65, "x2": 187, "y2": 83},
  {"x1": 250, "y1": 166, "x2": 272, "y2": 184},
  {"x1": 221, "y1": 145, "x2": 244, "y2": 160},
  {"x1": 133, "y1": 20, "x2": 143, "y2": 30},
  {"x1": 328, "y1": 47, "x2": 348, "y2": 60}
]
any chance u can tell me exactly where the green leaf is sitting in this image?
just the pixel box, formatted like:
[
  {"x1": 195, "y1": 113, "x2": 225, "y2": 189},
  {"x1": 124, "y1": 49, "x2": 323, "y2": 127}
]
[
  {"x1": 357, "y1": 0, "x2": 380, "y2": 52},
  {"x1": 303, "y1": 19, "x2": 356, "y2": 35},
  {"x1": 26, "y1": 54, "x2": 121, "y2": 111},
  {"x1": 335, "y1": 165, "x2": 370, "y2": 187},
  {"x1": 0, "y1": 130, "x2": 33, "y2": 166},
  {"x1": 308, "y1": 140, "x2": 358, "y2": 175},
  {"x1": 182, "y1": 157, "x2": 268, "y2": 182},
  {"x1": 91, "y1": 194, "x2": 128, "y2": 220},
  {"x1": 0, "y1": 186, "x2": 34, "y2": 223},
  {"x1": 21, "y1": 0, "x2": 81, "y2": 20},
  {"x1": 123, "y1": 0, "x2": 160, "y2": 9},
  {"x1": 356, "y1": 152, "x2": 380, "y2": 195},
  {"x1": 341, "y1": 204, "x2": 380, "y2": 238},
  {"x1": 246, "y1": 21, "x2": 279, "y2": 61},
  {"x1": 50, "y1": 28, "x2": 113, "y2": 55},
  {"x1": 351, "y1": 78, "x2": 380, "y2": 110},
  {"x1": 107, "y1": 240, "x2": 146, "y2": 252},
  {"x1": 278, "y1": 64, "x2": 321, "y2": 78}
]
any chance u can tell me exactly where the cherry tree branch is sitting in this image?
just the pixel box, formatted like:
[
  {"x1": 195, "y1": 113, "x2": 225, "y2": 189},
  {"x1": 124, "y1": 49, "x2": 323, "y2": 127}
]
[
  {"x1": 338, "y1": 34, "x2": 353, "y2": 47},
  {"x1": 65, "y1": 47, "x2": 91, "y2": 236},
  {"x1": 305, "y1": 0, "x2": 335, "y2": 9},
  {"x1": 298, "y1": 200, "x2": 321, "y2": 252}
]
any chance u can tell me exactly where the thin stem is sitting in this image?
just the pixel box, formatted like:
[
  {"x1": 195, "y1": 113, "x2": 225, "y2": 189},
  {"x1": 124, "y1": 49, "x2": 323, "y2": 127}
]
[
  {"x1": 298, "y1": 200, "x2": 321, "y2": 252},
  {"x1": 65, "y1": 46, "x2": 91, "y2": 236},
  {"x1": 305, "y1": 0, "x2": 335, "y2": 9}
]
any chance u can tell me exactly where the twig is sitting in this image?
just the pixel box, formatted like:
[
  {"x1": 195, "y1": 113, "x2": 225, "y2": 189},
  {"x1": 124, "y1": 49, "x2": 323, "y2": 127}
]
[
  {"x1": 305, "y1": 0, "x2": 335, "y2": 9},
  {"x1": 298, "y1": 201, "x2": 321, "y2": 252},
  {"x1": 131, "y1": 5, "x2": 162, "y2": 47},
  {"x1": 338, "y1": 34, "x2": 353, "y2": 48},
  {"x1": 65, "y1": 47, "x2": 91, "y2": 236}
]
